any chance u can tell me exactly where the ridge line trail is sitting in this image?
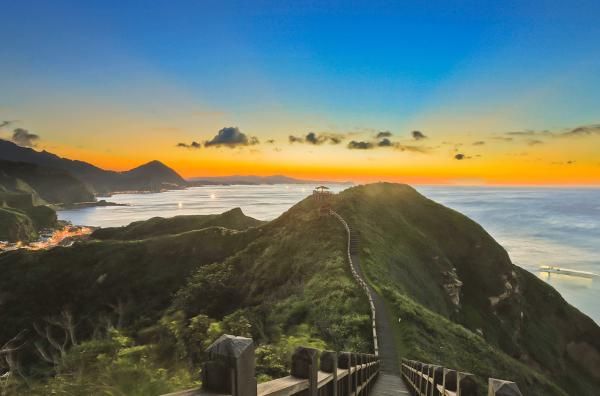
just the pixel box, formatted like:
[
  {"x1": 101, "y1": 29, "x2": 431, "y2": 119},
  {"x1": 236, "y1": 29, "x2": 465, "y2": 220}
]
[{"x1": 331, "y1": 211, "x2": 409, "y2": 394}]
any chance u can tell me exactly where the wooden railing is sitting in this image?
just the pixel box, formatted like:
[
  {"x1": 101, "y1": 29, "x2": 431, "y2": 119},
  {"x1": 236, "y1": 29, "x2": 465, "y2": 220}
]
[
  {"x1": 401, "y1": 359, "x2": 523, "y2": 396},
  {"x1": 163, "y1": 334, "x2": 381, "y2": 396},
  {"x1": 329, "y1": 210, "x2": 378, "y2": 357}
]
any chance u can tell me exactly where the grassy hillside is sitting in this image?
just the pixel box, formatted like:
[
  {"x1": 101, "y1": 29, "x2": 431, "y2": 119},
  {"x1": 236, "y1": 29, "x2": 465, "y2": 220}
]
[
  {"x1": 1, "y1": 183, "x2": 597, "y2": 395},
  {"x1": 92, "y1": 208, "x2": 264, "y2": 240},
  {"x1": 0, "y1": 201, "x2": 369, "y2": 394},
  {"x1": 0, "y1": 168, "x2": 59, "y2": 242},
  {"x1": 0, "y1": 160, "x2": 94, "y2": 204},
  {"x1": 332, "y1": 183, "x2": 600, "y2": 395}
]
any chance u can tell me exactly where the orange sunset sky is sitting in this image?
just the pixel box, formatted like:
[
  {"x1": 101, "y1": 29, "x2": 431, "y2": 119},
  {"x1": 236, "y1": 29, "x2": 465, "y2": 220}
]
[{"x1": 1, "y1": 2, "x2": 599, "y2": 185}]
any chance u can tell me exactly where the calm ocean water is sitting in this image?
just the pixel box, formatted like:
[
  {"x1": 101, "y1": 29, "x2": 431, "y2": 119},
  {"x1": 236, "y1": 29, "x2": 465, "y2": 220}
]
[{"x1": 58, "y1": 184, "x2": 600, "y2": 324}]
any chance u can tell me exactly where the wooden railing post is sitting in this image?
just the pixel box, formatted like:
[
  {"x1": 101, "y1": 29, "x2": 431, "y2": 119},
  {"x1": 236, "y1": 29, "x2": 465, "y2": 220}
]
[
  {"x1": 420, "y1": 364, "x2": 429, "y2": 395},
  {"x1": 443, "y1": 368, "x2": 457, "y2": 395},
  {"x1": 320, "y1": 351, "x2": 338, "y2": 396},
  {"x1": 201, "y1": 334, "x2": 256, "y2": 396},
  {"x1": 291, "y1": 346, "x2": 319, "y2": 396},
  {"x1": 360, "y1": 354, "x2": 367, "y2": 393},
  {"x1": 339, "y1": 352, "x2": 353, "y2": 396},
  {"x1": 457, "y1": 372, "x2": 478, "y2": 396},
  {"x1": 351, "y1": 353, "x2": 359, "y2": 394},
  {"x1": 488, "y1": 379, "x2": 523, "y2": 396},
  {"x1": 431, "y1": 366, "x2": 443, "y2": 396}
]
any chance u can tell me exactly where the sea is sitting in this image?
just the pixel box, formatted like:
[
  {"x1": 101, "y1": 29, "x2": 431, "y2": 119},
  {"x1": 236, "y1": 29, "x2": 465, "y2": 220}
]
[{"x1": 58, "y1": 184, "x2": 600, "y2": 324}]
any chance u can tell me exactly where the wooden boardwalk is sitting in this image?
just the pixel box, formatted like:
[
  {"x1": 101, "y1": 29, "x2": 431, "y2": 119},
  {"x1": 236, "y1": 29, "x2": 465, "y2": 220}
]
[
  {"x1": 370, "y1": 373, "x2": 411, "y2": 395},
  {"x1": 347, "y1": 224, "x2": 409, "y2": 394}
]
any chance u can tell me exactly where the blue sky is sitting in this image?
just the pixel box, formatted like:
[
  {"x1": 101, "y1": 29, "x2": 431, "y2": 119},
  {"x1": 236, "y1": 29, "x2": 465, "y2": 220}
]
[{"x1": 1, "y1": 1, "x2": 599, "y2": 183}]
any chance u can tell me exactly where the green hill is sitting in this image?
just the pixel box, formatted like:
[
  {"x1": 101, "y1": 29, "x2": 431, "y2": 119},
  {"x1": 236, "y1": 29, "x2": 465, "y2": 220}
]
[
  {"x1": 0, "y1": 183, "x2": 598, "y2": 395},
  {"x1": 332, "y1": 183, "x2": 600, "y2": 395},
  {"x1": 91, "y1": 207, "x2": 265, "y2": 240},
  {"x1": 0, "y1": 162, "x2": 65, "y2": 242},
  {"x1": 0, "y1": 199, "x2": 369, "y2": 394},
  {"x1": 0, "y1": 160, "x2": 95, "y2": 205}
]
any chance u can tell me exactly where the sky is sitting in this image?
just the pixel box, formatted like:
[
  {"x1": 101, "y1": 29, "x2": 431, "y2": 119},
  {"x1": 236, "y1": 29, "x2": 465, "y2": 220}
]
[{"x1": 1, "y1": 0, "x2": 599, "y2": 185}]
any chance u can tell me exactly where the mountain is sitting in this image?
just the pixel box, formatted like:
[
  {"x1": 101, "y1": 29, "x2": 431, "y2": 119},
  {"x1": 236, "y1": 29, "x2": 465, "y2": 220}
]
[
  {"x1": 333, "y1": 183, "x2": 600, "y2": 395},
  {"x1": 0, "y1": 139, "x2": 187, "y2": 195},
  {"x1": 0, "y1": 161, "x2": 68, "y2": 241},
  {"x1": 188, "y1": 174, "x2": 350, "y2": 185},
  {"x1": 0, "y1": 160, "x2": 95, "y2": 205},
  {"x1": 91, "y1": 207, "x2": 265, "y2": 240},
  {"x1": 0, "y1": 183, "x2": 598, "y2": 395}
]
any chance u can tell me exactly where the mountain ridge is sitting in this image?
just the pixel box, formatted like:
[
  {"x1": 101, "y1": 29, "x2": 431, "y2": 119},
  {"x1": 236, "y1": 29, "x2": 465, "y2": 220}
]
[{"x1": 0, "y1": 139, "x2": 187, "y2": 195}]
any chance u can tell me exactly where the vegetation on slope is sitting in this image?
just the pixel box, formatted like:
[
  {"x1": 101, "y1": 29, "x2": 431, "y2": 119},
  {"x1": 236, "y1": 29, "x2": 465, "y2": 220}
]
[
  {"x1": 2, "y1": 183, "x2": 597, "y2": 395},
  {"x1": 0, "y1": 160, "x2": 94, "y2": 204},
  {"x1": 0, "y1": 139, "x2": 187, "y2": 194},
  {"x1": 0, "y1": 163, "x2": 61, "y2": 242},
  {"x1": 92, "y1": 208, "x2": 264, "y2": 240},
  {"x1": 0, "y1": 203, "x2": 370, "y2": 394},
  {"x1": 332, "y1": 183, "x2": 600, "y2": 396}
]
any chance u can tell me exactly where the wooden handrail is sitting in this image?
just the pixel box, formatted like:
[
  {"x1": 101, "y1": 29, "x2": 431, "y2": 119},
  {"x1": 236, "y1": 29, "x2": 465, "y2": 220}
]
[
  {"x1": 162, "y1": 337, "x2": 381, "y2": 396},
  {"x1": 329, "y1": 210, "x2": 379, "y2": 357},
  {"x1": 401, "y1": 359, "x2": 523, "y2": 396}
]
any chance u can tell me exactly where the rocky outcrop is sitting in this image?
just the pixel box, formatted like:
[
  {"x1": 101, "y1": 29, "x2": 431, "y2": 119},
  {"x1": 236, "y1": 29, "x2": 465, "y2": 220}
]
[{"x1": 442, "y1": 268, "x2": 463, "y2": 306}]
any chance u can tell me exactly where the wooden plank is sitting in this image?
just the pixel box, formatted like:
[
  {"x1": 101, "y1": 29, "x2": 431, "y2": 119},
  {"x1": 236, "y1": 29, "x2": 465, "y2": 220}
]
[
  {"x1": 316, "y1": 371, "x2": 334, "y2": 388},
  {"x1": 162, "y1": 388, "x2": 228, "y2": 396},
  {"x1": 257, "y1": 376, "x2": 308, "y2": 396}
]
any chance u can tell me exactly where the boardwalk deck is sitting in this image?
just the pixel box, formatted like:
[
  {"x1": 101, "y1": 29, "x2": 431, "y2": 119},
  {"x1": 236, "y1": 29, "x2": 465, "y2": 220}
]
[{"x1": 370, "y1": 373, "x2": 410, "y2": 395}]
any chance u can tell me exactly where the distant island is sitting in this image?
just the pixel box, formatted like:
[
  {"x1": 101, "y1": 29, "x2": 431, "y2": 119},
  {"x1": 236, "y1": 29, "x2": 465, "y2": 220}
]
[{"x1": 187, "y1": 174, "x2": 352, "y2": 185}]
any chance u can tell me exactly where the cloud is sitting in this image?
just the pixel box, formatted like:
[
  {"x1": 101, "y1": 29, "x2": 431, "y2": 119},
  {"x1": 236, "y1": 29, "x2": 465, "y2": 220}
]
[
  {"x1": 265, "y1": 139, "x2": 275, "y2": 144},
  {"x1": 527, "y1": 139, "x2": 544, "y2": 146},
  {"x1": 205, "y1": 127, "x2": 259, "y2": 148},
  {"x1": 346, "y1": 137, "x2": 429, "y2": 153},
  {"x1": 506, "y1": 130, "x2": 548, "y2": 136},
  {"x1": 176, "y1": 141, "x2": 202, "y2": 149},
  {"x1": 376, "y1": 131, "x2": 393, "y2": 138},
  {"x1": 12, "y1": 128, "x2": 40, "y2": 147},
  {"x1": 454, "y1": 153, "x2": 466, "y2": 160},
  {"x1": 395, "y1": 144, "x2": 429, "y2": 153},
  {"x1": 503, "y1": 124, "x2": 600, "y2": 140},
  {"x1": 288, "y1": 132, "x2": 345, "y2": 145},
  {"x1": 305, "y1": 132, "x2": 320, "y2": 144},
  {"x1": 347, "y1": 140, "x2": 374, "y2": 150},
  {"x1": 0, "y1": 120, "x2": 17, "y2": 129},
  {"x1": 492, "y1": 136, "x2": 514, "y2": 142},
  {"x1": 378, "y1": 138, "x2": 393, "y2": 147},
  {"x1": 411, "y1": 130, "x2": 427, "y2": 140},
  {"x1": 561, "y1": 124, "x2": 600, "y2": 137},
  {"x1": 473, "y1": 141, "x2": 485, "y2": 146},
  {"x1": 552, "y1": 160, "x2": 576, "y2": 165}
]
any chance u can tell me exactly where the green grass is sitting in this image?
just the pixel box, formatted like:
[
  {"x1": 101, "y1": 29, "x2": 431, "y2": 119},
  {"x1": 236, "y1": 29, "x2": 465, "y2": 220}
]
[
  {"x1": 2, "y1": 182, "x2": 599, "y2": 395},
  {"x1": 332, "y1": 183, "x2": 600, "y2": 395},
  {"x1": 92, "y1": 207, "x2": 264, "y2": 240},
  {"x1": 0, "y1": 197, "x2": 370, "y2": 394}
]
